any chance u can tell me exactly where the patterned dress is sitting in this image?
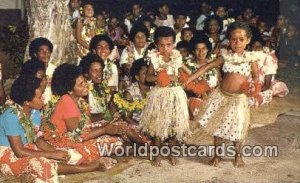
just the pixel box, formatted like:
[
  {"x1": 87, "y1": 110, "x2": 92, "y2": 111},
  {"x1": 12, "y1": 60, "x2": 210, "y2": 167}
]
[{"x1": 0, "y1": 108, "x2": 58, "y2": 182}]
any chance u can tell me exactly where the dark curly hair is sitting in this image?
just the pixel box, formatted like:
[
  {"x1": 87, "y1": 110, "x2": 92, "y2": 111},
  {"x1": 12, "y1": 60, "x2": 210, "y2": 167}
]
[
  {"x1": 130, "y1": 58, "x2": 148, "y2": 82},
  {"x1": 203, "y1": 15, "x2": 223, "y2": 34},
  {"x1": 10, "y1": 76, "x2": 41, "y2": 105},
  {"x1": 176, "y1": 41, "x2": 190, "y2": 50},
  {"x1": 51, "y1": 63, "x2": 82, "y2": 96},
  {"x1": 129, "y1": 25, "x2": 150, "y2": 42},
  {"x1": 89, "y1": 34, "x2": 114, "y2": 52},
  {"x1": 20, "y1": 59, "x2": 46, "y2": 77},
  {"x1": 29, "y1": 37, "x2": 53, "y2": 59},
  {"x1": 79, "y1": 53, "x2": 105, "y2": 75},
  {"x1": 154, "y1": 26, "x2": 176, "y2": 44},
  {"x1": 226, "y1": 21, "x2": 252, "y2": 39},
  {"x1": 190, "y1": 35, "x2": 212, "y2": 55}
]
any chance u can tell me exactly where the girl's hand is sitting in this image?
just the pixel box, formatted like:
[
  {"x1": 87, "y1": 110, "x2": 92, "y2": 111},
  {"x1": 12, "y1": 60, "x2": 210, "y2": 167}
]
[{"x1": 52, "y1": 150, "x2": 70, "y2": 161}]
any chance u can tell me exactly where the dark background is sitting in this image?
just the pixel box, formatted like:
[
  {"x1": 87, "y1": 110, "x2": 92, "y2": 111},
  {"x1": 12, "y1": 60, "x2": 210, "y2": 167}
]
[{"x1": 86, "y1": 0, "x2": 287, "y2": 24}]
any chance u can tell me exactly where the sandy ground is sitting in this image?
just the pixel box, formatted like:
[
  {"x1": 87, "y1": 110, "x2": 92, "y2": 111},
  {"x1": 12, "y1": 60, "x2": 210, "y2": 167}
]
[
  {"x1": 53, "y1": 91, "x2": 300, "y2": 183},
  {"x1": 1, "y1": 91, "x2": 300, "y2": 183}
]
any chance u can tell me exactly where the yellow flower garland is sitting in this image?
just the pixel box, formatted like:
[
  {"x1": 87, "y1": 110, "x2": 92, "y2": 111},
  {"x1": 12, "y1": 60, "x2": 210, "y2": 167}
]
[{"x1": 113, "y1": 92, "x2": 146, "y2": 113}]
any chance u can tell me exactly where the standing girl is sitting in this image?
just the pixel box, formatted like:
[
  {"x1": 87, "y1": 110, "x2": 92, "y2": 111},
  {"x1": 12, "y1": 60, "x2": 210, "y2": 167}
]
[
  {"x1": 186, "y1": 22, "x2": 259, "y2": 167},
  {"x1": 140, "y1": 26, "x2": 190, "y2": 166}
]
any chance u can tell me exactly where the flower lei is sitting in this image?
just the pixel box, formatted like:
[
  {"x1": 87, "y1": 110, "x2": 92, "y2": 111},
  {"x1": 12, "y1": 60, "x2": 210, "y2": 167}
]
[
  {"x1": 126, "y1": 42, "x2": 150, "y2": 65},
  {"x1": 0, "y1": 100, "x2": 37, "y2": 143},
  {"x1": 221, "y1": 49, "x2": 257, "y2": 64},
  {"x1": 148, "y1": 49, "x2": 183, "y2": 76},
  {"x1": 42, "y1": 95, "x2": 90, "y2": 142},
  {"x1": 113, "y1": 92, "x2": 146, "y2": 114},
  {"x1": 147, "y1": 49, "x2": 183, "y2": 87},
  {"x1": 88, "y1": 80, "x2": 113, "y2": 121},
  {"x1": 103, "y1": 59, "x2": 114, "y2": 81}
]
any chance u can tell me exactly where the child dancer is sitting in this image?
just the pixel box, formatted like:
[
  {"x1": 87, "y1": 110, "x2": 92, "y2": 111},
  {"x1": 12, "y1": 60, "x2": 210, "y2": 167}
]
[
  {"x1": 186, "y1": 22, "x2": 259, "y2": 167},
  {"x1": 140, "y1": 26, "x2": 190, "y2": 166}
]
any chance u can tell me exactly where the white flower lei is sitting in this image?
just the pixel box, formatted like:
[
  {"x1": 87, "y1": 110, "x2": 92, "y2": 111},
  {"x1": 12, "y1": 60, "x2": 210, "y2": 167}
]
[
  {"x1": 221, "y1": 49, "x2": 257, "y2": 64},
  {"x1": 147, "y1": 49, "x2": 183, "y2": 76}
]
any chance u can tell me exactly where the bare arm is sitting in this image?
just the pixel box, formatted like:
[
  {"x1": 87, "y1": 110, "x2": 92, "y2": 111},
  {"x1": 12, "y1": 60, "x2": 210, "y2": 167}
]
[
  {"x1": 65, "y1": 117, "x2": 80, "y2": 132},
  {"x1": 8, "y1": 136, "x2": 68, "y2": 161},
  {"x1": 145, "y1": 63, "x2": 157, "y2": 83},
  {"x1": 181, "y1": 64, "x2": 192, "y2": 75},
  {"x1": 262, "y1": 75, "x2": 272, "y2": 91},
  {"x1": 251, "y1": 61, "x2": 259, "y2": 82},
  {"x1": 186, "y1": 57, "x2": 224, "y2": 85}
]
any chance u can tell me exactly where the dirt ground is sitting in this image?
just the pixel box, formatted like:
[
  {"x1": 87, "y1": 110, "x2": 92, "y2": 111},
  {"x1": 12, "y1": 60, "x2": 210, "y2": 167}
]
[{"x1": 57, "y1": 91, "x2": 300, "y2": 183}]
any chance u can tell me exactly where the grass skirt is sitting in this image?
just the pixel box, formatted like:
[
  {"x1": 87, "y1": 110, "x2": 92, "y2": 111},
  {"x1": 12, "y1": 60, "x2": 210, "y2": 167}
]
[
  {"x1": 140, "y1": 86, "x2": 190, "y2": 141},
  {"x1": 194, "y1": 88, "x2": 250, "y2": 141}
]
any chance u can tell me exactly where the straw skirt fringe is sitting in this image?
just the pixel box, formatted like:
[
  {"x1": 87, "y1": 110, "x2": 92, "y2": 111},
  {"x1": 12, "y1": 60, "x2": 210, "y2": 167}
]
[{"x1": 140, "y1": 86, "x2": 190, "y2": 141}]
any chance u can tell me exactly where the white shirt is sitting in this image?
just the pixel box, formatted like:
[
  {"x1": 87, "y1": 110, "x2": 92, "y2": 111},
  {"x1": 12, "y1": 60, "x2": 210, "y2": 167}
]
[
  {"x1": 196, "y1": 11, "x2": 214, "y2": 30},
  {"x1": 103, "y1": 60, "x2": 119, "y2": 90},
  {"x1": 120, "y1": 43, "x2": 148, "y2": 65}
]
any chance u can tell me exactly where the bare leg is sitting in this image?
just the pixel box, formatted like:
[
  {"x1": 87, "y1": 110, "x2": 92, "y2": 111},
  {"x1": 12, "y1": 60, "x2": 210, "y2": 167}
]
[
  {"x1": 167, "y1": 138, "x2": 178, "y2": 166},
  {"x1": 209, "y1": 136, "x2": 223, "y2": 167},
  {"x1": 152, "y1": 137, "x2": 162, "y2": 167},
  {"x1": 233, "y1": 140, "x2": 245, "y2": 168}
]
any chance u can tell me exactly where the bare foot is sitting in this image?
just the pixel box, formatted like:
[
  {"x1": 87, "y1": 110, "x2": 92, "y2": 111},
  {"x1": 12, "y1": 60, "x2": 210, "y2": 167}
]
[
  {"x1": 167, "y1": 155, "x2": 178, "y2": 166},
  {"x1": 234, "y1": 155, "x2": 245, "y2": 168},
  {"x1": 99, "y1": 157, "x2": 118, "y2": 171},
  {"x1": 152, "y1": 155, "x2": 162, "y2": 167},
  {"x1": 209, "y1": 156, "x2": 221, "y2": 167}
]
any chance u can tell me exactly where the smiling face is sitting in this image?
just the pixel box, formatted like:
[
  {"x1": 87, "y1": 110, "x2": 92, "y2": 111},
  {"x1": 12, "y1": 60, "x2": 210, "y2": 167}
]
[
  {"x1": 208, "y1": 19, "x2": 219, "y2": 34},
  {"x1": 229, "y1": 28, "x2": 250, "y2": 54},
  {"x1": 88, "y1": 62, "x2": 103, "y2": 84},
  {"x1": 72, "y1": 75, "x2": 88, "y2": 98},
  {"x1": 194, "y1": 43, "x2": 208, "y2": 61},
  {"x1": 94, "y1": 40, "x2": 111, "y2": 60},
  {"x1": 83, "y1": 4, "x2": 94, "y2": 18}
]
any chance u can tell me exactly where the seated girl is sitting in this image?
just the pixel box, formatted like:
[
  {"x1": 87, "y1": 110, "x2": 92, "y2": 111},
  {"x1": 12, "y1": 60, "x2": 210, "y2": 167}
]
[
  {"x1": 79, "y1": 54, "x2": 150, "y2": 145},
  {"x1": 89, "y1": 35, "x2": 119, "y2": 92},
  {"x1": 42, "y1": 63, "x2": 126, "y2": 167},
  {"x1": 249, "y1": 37, "x2": 289, "y2": 107},
  {"x1": 122, "y1": 58, "x2": 151, "y2": 125},
  {"x1": 185, "y1": 35, "x2": 220, "y2": 117},
  {"x1": 0, "y1": 76, "x2": 104, "y2": 182},
  {"x1": 28, "y1": 37, "x2": 56, "y2": 103},
  {"x1": 119, "y1": 25, "x2": 150, "y2": 91}
]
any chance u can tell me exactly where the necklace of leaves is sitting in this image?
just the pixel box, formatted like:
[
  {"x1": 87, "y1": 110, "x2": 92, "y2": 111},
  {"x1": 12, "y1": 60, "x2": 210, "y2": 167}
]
[{"x1": 0, "y1": 101, "x2": 36, "y2": 143}]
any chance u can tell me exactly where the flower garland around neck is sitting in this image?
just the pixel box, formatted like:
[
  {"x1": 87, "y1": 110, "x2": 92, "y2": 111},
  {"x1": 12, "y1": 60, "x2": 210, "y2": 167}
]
[
  {"x1": 43, "y1": 95, "x2": 90, "y2": 142},
  {"x1": 127, "y1": 42, "x2": 150, "y2": 65},
  {"x1": 103, "y1": 59, "x2": 114, "y2": 81},
  {"x1": 88, "y1": 79, "x2": 113, "y2": 121},
  {"x1": 0, "y1": 100, "x2": 36, "y2": 143},
  {"x1": 147, "y1": 49, "x2": 183, "y2": 87},
  {"x1": 221, "y1": 49, "x2": 256, "y2": 64},
  {"x1": 113, "y1": 92, "x2": 146, "y2": 115}
]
